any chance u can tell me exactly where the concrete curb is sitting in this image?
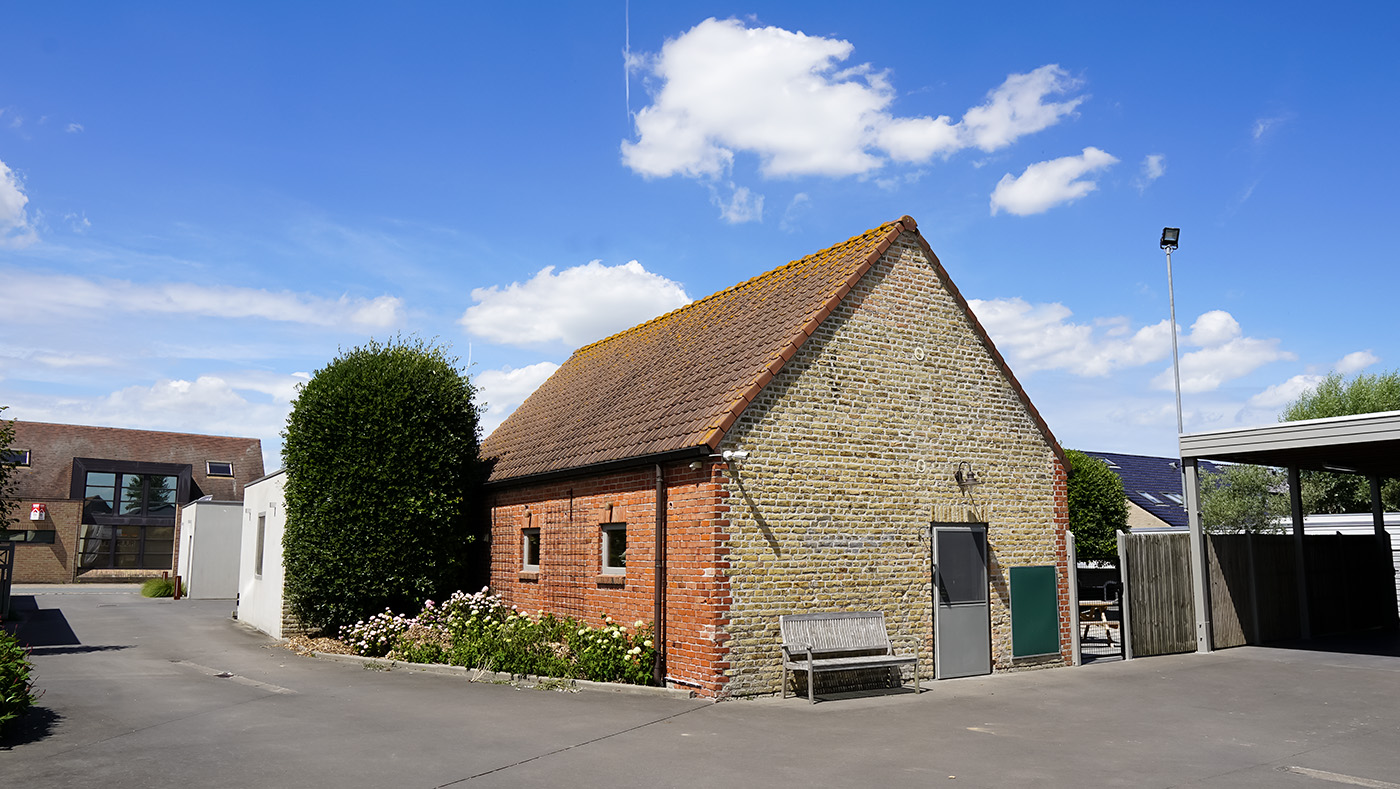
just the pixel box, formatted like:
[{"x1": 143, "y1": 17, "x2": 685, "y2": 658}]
[{"x1": 310, "y1": 651, "x2": 699, "y2": 700}]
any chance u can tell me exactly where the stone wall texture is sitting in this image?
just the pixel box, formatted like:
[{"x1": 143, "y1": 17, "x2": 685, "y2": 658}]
[
  {"x1": 715, "y1": 234, "x2": 1070, "y2": 696},
  {"x1": 487, "y1": 230, "x2": 1069, "y2": 698}
]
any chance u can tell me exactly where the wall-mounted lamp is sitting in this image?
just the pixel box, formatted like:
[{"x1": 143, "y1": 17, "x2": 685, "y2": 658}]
[
  {"x1": 721, "y1": 450, "x2": 749, "y2": 463},
  {"x1": 688, "y1": 461, "x2": 703, "y2": 471},
  {"x1": 954, "y1": 462, "x2": 982, "y2": 492}
]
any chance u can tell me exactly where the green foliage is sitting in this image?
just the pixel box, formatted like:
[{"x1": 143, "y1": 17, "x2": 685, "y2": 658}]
[
  {"x1": 140, "y1": 577, "x2": 182, "y2": 597},
  {"x1": 1065, "y1": 450, "x2": 1129, "y2": 563},
  {"x1": 341, "y1": 589, "x2": 657, "y2": 686},
  {"x1": 1200, "y1": 464, "x2": 1289, "y2": 532},
  {"x1": 282, "y1": 337, "x2": 485, "y2": 632},
  {"x1": 0, "y1": 406, "x2": 17, "y2": 530},
  {"x1": 1280, "y1": 370, "x2": 1400, "y2": 514},
  {"x1": 1, "y1": 630, "x2": 38, "y2": 734}
]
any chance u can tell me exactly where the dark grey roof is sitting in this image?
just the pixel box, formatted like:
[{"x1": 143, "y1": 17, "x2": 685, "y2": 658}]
[{"x1": 1082, "y1": 451, "x2": 1222, "y2": 530}]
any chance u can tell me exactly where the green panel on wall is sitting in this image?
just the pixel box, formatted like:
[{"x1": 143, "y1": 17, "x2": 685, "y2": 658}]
[{"x1": 1010, "y1": 565, "x2": 1060, "y2": 657}]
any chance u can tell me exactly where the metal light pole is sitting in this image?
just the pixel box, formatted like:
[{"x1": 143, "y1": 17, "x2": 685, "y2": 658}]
[{"x1": 1161, "y1": 227, "x2": 1183, "y2": 436}]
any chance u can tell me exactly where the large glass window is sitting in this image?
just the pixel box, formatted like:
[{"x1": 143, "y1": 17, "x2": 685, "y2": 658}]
[{"x1": 79, "y1": 470, "x2": 181, "y2": 570}]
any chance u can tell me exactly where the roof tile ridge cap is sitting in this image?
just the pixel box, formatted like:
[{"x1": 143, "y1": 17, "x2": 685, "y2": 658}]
[
  {"x1": 700, "y1": 219, "x2": 908, "y2": 450},
  {"x1": 570, "y1": 221, "x2": 902, "y2": 357}
]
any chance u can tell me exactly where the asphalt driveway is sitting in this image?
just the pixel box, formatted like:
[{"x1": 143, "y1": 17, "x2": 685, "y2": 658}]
[{"x1": 4, "y1": 585, "x2": 1400, "y2": 788}]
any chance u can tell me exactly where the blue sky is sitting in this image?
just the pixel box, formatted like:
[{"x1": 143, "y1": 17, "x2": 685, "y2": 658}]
[{"x1": 2, "y1": 3, "x2": 1396, "y2": 469}]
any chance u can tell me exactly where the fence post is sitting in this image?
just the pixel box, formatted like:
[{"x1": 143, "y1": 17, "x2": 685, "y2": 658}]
[
  {"x1": 1067, "y1": 531, "x2": 1080, "y2": 666},
  {"x1": 1117, "y1": 531, "x2": 1133, "y2": 660}
]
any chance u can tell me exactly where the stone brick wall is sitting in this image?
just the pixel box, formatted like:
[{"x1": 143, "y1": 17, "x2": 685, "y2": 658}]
[
  {"x1": 488, "y1": 462, "x2": 734, "y2": 696},
  {"x1": 715, "y1": 232, "x2": 1070, "y2": 696}
]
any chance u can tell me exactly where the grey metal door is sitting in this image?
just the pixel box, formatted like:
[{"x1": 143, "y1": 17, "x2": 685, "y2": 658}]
[{"x1": 933, "y1": 522, "x2": 991, "y2": 679}]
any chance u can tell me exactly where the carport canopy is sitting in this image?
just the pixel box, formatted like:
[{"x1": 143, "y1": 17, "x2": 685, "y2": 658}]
[{"x1": 1176, "y1": 410, "x2": 1400, "y2": 653}]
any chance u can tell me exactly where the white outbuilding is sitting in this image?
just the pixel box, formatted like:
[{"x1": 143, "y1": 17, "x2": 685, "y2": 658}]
[
  {"x1": 236, "y1": 470, "x2": 301, "y2": 638},
  {"x1": 176, "y1": 499, "x2": 242, "y2": 599}
]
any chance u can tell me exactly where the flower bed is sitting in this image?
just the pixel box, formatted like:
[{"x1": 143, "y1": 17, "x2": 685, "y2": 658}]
[{"x1": 340, "y1": 588, "x2": 657, "y2": 686}]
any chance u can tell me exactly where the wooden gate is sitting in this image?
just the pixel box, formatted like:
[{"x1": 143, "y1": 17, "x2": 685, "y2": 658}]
[{"x1": 1119, "y1": 532, "x2": 1195, "y2": 656}]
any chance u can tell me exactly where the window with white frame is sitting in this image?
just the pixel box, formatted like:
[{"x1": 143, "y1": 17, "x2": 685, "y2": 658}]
[
  {"x1": 601, "y1": 523, "x2": 626, "y2": 574},
  {"x1": 521, "y1": 528, "x2": 541, "y2": 571},
  {"x1": 255, "y1": 514, "x2": 266, "y2": 577}
]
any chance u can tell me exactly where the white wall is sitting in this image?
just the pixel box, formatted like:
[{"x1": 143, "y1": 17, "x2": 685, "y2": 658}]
[
  {"x1": 237, "y1": 470, "x2": 288, "y2": 638},
  {"x1": 176, "y1": 500, "x2": 243, "y2": 599}
]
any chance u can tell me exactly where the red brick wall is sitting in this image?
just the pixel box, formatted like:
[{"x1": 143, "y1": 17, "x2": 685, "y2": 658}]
[{"x1": 489, "y1": 460, "x2": 734, "y2": 697}]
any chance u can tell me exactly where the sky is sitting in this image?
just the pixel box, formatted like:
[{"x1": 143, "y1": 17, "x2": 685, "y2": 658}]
[{"x1": 2, "y1": 2, "x2": 1398, "y2": 471}]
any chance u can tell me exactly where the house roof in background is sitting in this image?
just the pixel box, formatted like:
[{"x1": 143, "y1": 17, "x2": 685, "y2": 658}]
[
  {"x1": 7, "y1": 420, "x2": 265, "y2": 501},
  {"x1": 1082, "y1": 450, "x2": 1221, "y2": 530},
  {"x1": 483, "y1": 215, "x2": 1063, "y2": 484}
]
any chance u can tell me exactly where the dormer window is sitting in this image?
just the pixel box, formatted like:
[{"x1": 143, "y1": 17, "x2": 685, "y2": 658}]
[
  {"x1": 1, "y1": 448, "x2": 29, "y2": 466},
  {"x1": 206, "y1": 461, "x2": 234, "y2": 477}
]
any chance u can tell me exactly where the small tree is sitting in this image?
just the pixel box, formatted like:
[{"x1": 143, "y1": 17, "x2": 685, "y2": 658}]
[
  {"x1": 0, "y1": 406, "x2": 17, "y2": 530},
  {"x1": 1281, "y1": 370, "x2": 1400, "y2": 513},
  {"x1": 282, "y1": 338, "x2": 486, "y2": 632},
  {"x1": 1200, "y1": 464, "x2": 1289, "y2": 532},
  {"x1": 1065, "y1": 450, "x2": 1129, "y2": 563}
]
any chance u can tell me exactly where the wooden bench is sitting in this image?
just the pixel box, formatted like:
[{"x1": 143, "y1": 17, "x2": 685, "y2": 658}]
[{"x1": 780, "y1": 611, "x2": 919, "y2": 704}]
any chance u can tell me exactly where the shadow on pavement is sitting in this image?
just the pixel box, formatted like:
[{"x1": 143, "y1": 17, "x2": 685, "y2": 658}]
[
  {"x1": 2, "y1": 596, "x2": 82, "y2": 647},
  {"x1": 0, "y1": 706, "x2": 63, "y2": 749},
  {"x1": 1263, "y1": 629, "x2": 1400, "y2": 657}
]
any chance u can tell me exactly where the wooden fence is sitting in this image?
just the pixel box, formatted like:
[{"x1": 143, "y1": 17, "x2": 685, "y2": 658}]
[
  {"x1": 1119, "y1": 532, "x2": 1195, "y2": 656},
  {"x1": 1126, "y1": 531, "x2": 1396, "y2": 654}
]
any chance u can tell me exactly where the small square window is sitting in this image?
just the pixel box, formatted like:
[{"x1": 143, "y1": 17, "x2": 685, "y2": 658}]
[
  {"x1": 1139, "y1": 491, "x2": 1162, "y2": 504},
  {"x1": 2, "y1": 448, "x2": 30, "y2": 467},
  {"x1": 207, "y1": 461, "x2": 234, "y2": 477},
  {"x1": 1163, "y1": 493, "x2": 1184, "y2": 505},
  {"x1": 522, "y1": 528, "x2": 541, "y2": 571},
  {"x1": 601, "y1": 524, "x2": 626, "y2": 575}
]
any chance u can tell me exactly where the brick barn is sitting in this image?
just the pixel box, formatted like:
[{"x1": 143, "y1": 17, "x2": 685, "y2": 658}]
[
  {"x1": 2, "y1": 421, "x2": 264, "y2": 583},
  {"x1": 481, "y1": 217, "x2": 1071, "y2": 698}
]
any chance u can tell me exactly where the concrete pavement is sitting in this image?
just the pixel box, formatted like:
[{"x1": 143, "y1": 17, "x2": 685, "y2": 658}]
[{"x1": 4, "y1": 584, "x2": 1400, "y2": 788}]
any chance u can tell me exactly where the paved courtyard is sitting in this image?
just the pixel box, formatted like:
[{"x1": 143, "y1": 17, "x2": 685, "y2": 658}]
[{"x1": 4, "y1": 585, "x2": 1399, "y2": 788}]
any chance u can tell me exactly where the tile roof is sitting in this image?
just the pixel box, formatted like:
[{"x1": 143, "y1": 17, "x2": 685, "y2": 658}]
[
  {"x1": 484, "y1": 216, "x2": 1062, "y2": 484},
  {"x1": 1082, "y1": 450, "x2": 1221, "y2": 530},
  {"x1": 8, "y1": 420, "x2": 265, "y2": 501}
]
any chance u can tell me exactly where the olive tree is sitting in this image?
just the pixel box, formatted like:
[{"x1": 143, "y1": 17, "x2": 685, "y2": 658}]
[
  {"x1": 282, "y1": 338, "x2": 486, "y2": 632},
  {"x1": 1281, "y1": 370, "x2": 1400, "y2": 513},
  {"x1": 1200, "y1": 463, "x2": 1289, "y2": 533},
  {"x1": 1065, "y1": 450, "x2": 1129, "y2": 563}
]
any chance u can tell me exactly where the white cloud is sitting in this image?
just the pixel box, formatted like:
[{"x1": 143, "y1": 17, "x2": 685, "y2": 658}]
[
  {"x1": 1248, "y1": 373, "x2": 1324, "y2": 410},
  {"x1": 622, "y1": 18, "x2": 1083, "y2": 180},
  {"x1": 1252, "y1": 114, "x2": 1290, "y2": 141},
  {"x1": 64, "y1": 211, "x2": 90, "y2": 233},
  {"x1": 1335, "y1": 350, "x2": 1378, "y2": 375},
  {"x1": 0, "y1": 157, "x2": 38, "y2": 248},
  {"x1": 969, "y1": 297, "x2": 1171, "y2": 376},
  {"x1": 6, "y1": 373, "x2": 307, "y2": 470},
  {"x1": 779, "y1": 192, "x2": 811, "y2": 232},
  {"x1": 460, "y1": 260, "x2": 690, "y2": 348},
  {"x1": 959, "y1": 65, "x2": 1085, "y2": 152},
  {"x1": 1149, "y1": 312, "x2": 1295, "y2": 393},
  {"x1": 1138, "y1": 153, "x2": 1165, "y2": 191},
  {"x1": 6, "y1": 270, "x2": 403, "y2": 329},
  {"x1": 712, "y1": 183, "x2": 764, "y2": 223},
  {"x1": 989, "y1": 147, "x2": 1118, "y2": 216},
  {"x1": 474, "y1": 361, "x2": 560, "y2": 437},
  {"x1": 66, "y1": 122, "x2": 84, "y2": 133}
]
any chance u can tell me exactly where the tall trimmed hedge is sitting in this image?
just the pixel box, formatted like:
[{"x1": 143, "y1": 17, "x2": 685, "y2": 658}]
[
  {"x1": 282, "y1": 338, "x2": 486, "y2": 632},
  {"x1": 1065, "y1": 449, "x2": 1129, "y2": 564}
]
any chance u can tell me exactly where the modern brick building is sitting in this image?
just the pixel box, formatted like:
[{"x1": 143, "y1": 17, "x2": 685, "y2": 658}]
[
  {"x1": 481, "y1": 217, "x2": 1071, "y2": 698},
  {"x1": 2, "y1": 421, "x2": 264, "y2": 583}
]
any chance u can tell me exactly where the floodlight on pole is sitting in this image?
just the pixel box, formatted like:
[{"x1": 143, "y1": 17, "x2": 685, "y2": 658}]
[{"x1": 1162, "y1": 227, "x2": 1184, "y2": 437}]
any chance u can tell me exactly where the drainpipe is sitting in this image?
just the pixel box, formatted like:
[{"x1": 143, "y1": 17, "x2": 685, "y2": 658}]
[{"x1": 653, "y1": 463, "x2": 667, "y2": 687}]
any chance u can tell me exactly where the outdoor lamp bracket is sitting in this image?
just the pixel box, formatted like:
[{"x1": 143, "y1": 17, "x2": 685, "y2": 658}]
[{"x1": 954, "y1": 461, "x2": 982, "y2": 492}]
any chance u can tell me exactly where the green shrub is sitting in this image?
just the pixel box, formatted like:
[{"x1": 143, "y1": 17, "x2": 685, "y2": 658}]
[
  {"x1": 341, "y1": 589, "x2": 657, "y2": 685},
  {"x1": 1, "y1": 630, "x2": 38, "y2": 734},
  {"x1": 282, "y1": 338, "x2": 486, "y2": 633},
  {"x1": 141, "y1": 577, "x2": 180, "y2": 597},
  {"x1": 1066, "y1": 449, "x2": 1130, "y2": 563}
]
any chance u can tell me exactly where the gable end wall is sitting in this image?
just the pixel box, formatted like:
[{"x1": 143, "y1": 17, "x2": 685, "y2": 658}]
[{"x1": 715, "y1": 232, "x2": 1071, "y2": 696}]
